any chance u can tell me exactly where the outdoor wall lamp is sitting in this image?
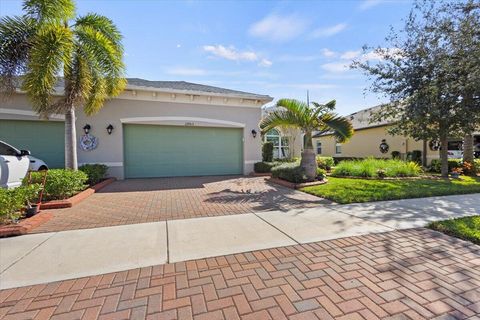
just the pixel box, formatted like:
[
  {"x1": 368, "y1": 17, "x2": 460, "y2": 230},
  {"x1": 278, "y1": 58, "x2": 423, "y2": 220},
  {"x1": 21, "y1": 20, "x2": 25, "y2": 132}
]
[
  {"x1": 106, "y1": 124, "x2": 114, "y2": 135},
  {"x1": 83, "y1": 124, "x2": 91, "y2": 134},
  {"x1": 251, "y1": 129, "x2": 257, "y2": 138}
]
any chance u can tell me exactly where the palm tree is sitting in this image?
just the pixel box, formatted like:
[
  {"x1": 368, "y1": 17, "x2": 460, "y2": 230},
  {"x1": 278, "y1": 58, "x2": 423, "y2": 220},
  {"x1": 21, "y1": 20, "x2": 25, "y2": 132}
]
[
  {"x1": 0, "y1": 0, "x2": 126, "y2": 169},
  {"x1": 260, "y1": 99, "x2": 353, "y2": 181}
]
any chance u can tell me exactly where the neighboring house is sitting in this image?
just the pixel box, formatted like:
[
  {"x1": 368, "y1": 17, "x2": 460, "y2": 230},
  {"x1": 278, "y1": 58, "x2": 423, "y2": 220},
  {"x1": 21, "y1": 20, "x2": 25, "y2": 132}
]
[
  {"x1": 0, "y1": 78, "x2": 273, "y2": 179},
  {"x1": 313, "y1": 105, "x2": 480, "y2": 165}
]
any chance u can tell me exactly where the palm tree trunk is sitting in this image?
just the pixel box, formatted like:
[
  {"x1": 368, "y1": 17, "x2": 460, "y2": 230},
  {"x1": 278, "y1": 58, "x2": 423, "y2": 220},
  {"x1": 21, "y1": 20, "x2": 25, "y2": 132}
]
[
  {"x1": 65, "y1": 104, "x2": 78, "y2": 170},
  {"x1": 463, "y1": 134, "x2": 474, "y2": 163},
  {"x1": 301, "y1": 130, "x2": 317, "y2": 181},
  {"x1": 439, "y1": 129, "x2": 449, "y2": 178}
]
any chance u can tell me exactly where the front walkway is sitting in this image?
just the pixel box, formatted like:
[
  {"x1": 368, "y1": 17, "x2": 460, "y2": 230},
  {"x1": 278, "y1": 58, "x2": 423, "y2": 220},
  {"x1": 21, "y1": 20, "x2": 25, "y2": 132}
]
[
  {"x1": 1, "y1": 229, "x2": 479, "y2": 320},
  {"x1": 1, "y1": 193, "x2": 478, "y2": 290},
  {"x1": 31, "y1": 176, "x2": 327, "y2": 233}
]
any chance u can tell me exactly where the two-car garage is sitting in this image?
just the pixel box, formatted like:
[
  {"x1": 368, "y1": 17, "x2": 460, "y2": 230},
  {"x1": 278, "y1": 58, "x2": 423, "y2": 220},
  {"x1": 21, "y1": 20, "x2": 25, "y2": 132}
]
[{"x1": 123, "y1": 124, "x2": 243, "y2": 178}]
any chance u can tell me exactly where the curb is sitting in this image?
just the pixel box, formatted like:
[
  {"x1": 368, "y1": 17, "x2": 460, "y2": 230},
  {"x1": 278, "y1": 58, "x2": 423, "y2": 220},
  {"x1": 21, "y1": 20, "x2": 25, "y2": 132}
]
[
  {"x1": 268, "y1": 177, "x2": 327, "y2": 189},
  {"x1": 0, "y1": 211, "x2": 54, "y2": 238}
]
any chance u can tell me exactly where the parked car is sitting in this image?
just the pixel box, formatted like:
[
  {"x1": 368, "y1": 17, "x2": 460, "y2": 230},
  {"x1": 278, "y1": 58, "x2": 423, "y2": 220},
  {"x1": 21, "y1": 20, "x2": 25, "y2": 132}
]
[
  {"x1": 28, "y1": 156, "x2": 48, "y2": 171},
  {"x1": 0, "y1": 140, "x2": 31, "y2": 189}
]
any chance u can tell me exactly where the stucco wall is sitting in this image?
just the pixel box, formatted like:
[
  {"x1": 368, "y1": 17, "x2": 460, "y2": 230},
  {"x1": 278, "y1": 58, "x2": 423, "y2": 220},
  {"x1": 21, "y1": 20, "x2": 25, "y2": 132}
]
[
  {"x1": 313, "y1": 125, "x2": 440, "y2": 163},
  {"x1": 1, "y1": 93, "x2": 264, "y2": 179}
]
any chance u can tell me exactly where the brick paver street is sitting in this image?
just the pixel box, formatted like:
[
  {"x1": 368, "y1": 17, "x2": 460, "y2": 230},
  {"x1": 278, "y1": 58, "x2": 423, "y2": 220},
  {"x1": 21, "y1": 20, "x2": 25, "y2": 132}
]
[
  {"x1": 32, "y1": 176, "x2": 326, "y2": 233},
  {"x1": 1, "y1": 229, "x2": 479, "y2": 319}
]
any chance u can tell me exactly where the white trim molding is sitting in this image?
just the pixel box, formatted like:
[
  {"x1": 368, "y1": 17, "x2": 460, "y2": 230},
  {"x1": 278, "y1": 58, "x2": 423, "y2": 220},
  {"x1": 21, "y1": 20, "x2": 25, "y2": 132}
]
[
  {"x1": 120, "y1": 116, "x2": 245, "y2": 128},
  {"x1": 79, "y1": 162, "x2": 123, "y2": 167},
  {"x1": 0, "y1": 108, "x2": 64, "y2": 120},
  {"x1": 245, "y1": 160, "x2": 262, "y2": 164}
]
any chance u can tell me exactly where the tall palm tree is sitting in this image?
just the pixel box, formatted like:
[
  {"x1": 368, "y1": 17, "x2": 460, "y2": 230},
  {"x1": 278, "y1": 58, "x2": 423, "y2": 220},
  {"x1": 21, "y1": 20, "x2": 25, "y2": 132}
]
[
  {"x1": 0, "y1": 0, "x2": 126, "y2": 169},
  {"x1": 260, "y1": 99, "x2": 354, "y2": 181}
]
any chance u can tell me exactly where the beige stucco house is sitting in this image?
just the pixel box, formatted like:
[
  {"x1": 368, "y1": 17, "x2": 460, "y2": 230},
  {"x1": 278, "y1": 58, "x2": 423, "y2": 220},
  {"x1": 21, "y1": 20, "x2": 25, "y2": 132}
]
[
  {"x1": 313, "y1": 105, "x2": 480, "y2": 165},
  {"x1": 0, "y1": 78, "x2": 273, "y2": 179}
]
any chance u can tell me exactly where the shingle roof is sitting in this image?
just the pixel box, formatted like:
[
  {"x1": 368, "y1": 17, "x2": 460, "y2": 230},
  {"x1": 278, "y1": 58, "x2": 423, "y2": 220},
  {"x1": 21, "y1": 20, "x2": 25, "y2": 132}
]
[
  {"x1": 126, "y1": 78, "x2": 272, "y2": 100},
  {"x1": 313, "y1": 104, "x2": 392, "y2": 138}
]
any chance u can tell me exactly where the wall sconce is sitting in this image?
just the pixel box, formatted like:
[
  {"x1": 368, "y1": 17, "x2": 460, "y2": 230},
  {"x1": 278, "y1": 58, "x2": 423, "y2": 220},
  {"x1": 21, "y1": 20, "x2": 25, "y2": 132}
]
[
  {"x1": 83, "y1": 124, "x2": 91, "y2": 134},
  {"x1": 251, "y1": 129, "x2": 257, "y2": 138},
  {"x1": 106, "y1": 124, "x2": 114, "y2": 135}
]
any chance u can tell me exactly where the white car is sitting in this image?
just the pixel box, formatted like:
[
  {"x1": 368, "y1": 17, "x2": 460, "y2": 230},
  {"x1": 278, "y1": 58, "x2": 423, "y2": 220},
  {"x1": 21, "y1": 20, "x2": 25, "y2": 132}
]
[
  {"x1": 28, "y1": 156, "x2": 48, "y2": 171},
  {"x1": 0, "y1": 140, "x2": 30, "y2": 189}
]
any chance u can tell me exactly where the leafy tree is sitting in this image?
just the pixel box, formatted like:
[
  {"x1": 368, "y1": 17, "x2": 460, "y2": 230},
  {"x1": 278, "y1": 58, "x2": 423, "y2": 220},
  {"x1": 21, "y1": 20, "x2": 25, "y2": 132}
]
[
  {"x1": 0, "y1": 0, "x2": 126, "y2": 169},
  {"x1": 260, "y1": 99, "x2": 353, "y2": 181},
  {"x1": 354, "y1": 0, "x2": 480, "y2": 177}
]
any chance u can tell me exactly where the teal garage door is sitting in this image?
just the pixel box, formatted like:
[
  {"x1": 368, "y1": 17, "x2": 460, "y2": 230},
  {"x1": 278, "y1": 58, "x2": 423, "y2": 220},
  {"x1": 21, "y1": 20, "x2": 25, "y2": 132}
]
[
  {"x1": 0, "y1": 119, "x2": 65, "y2": 168},
  {"x1": 124, "y1": 124, "x2": 243, "y2": 178}
]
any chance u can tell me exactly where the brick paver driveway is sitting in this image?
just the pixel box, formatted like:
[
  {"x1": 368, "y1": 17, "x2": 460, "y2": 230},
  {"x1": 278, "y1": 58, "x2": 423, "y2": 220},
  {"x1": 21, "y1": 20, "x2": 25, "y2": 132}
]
[
  {"x1": 32, "y1": 176, "x2": 326, "y2": 233},
  {"x1": 1, "y1": 229, "x2": 479, "y2": 319}
]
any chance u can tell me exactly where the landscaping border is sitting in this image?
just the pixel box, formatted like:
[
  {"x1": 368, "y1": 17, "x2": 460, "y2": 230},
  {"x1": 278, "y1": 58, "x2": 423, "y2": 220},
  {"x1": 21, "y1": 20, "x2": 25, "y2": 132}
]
[
  {"x1": 0, "y1": 211, "x2": 53, "y2": 237},
  {"x1": 250, "y1": 172, "x2": 272, "y2": 177},
  {"x1": 40, "y1": 178, "x2": 116, "y2": 209},
  {"x1": 268, "y1": 177, "x2": 327, "y2": 189}
]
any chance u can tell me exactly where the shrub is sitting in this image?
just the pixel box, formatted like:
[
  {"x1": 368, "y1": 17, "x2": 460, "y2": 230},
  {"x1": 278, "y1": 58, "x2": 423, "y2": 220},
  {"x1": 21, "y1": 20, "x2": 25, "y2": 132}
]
[
  {"x1": 391, "y1": 151, "x2": 401, "y2": 159},
  {"x1": 28, "y1": 169, "x2": 88, "y2": 201},
  {"x1": 254, "y1": 162, "x2": 280, "y2": 173},
  {"x1": 316, "y1": 156, "x2": 334, "y2": 170},
  {"x1": 332, "y1": 158, "x2": 422, "y2": 178},
  {"x1": 79, "y1": 164, "x2": 108, "y2": 185},
  {"x1": 316, "y1": 168, "x2": 327, "y2": 180},
  {"x1": 0, "y1": 184, "x2": 41, "y2": 223},
  {"x1": 407, "y1": 150, "x2": 422, "y2": 164},
  {"x1": 475, "y1": 159, "x2": 480, "y2": 172},
  {"x1": 429, "y1": 159, "x2": 463, "y2": 173},
  {"x1": 262, "y1": 142, "x2": 274, "y2": 162},
  {"x1": 271, "y1": 163, "x2": 307, "y2": 183},
  {"x1": 273, "y1": 157, "x2": 298, "y2": 163}
]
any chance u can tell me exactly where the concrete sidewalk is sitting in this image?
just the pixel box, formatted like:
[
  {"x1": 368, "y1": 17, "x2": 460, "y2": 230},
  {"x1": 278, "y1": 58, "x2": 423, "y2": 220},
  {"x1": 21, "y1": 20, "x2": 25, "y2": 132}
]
[{"x1": 1, "y1": 193, "x2": 478, "y2": 289}]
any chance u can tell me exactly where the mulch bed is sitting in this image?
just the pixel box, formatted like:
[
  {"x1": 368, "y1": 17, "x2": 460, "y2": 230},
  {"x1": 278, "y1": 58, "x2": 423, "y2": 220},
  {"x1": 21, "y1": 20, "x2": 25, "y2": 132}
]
[{"x1": 40, "y1": 178, "x2": 116, "y2": 209}]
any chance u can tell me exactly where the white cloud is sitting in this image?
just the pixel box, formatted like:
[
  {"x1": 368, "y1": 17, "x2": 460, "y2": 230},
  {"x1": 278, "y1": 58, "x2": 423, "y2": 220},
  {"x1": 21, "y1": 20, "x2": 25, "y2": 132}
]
[
  {"x1": 321, "y1": 62, "x2": 350, "y2": 73},
  {"x1": 340, "y1": 50, "x2": 361, "y2": 60},
  {"x1": 203, "y1": 45, "x2": 272, "y2": 67},
  {"x1": 203, "y1": 45, "x2": 258, "y2": 61},
  {"x1": 259, "y1": 58, "x2": 273, "y2": 67},
  {"x1": 321, "y1": 48, "x2": 336, "y2": 58},
  {"x1": 166, "y1": 67, "x2": 207, "y2": 76},
  {"x1": 359, "y1": 0, "x2": 384, "y2": 11},
  {"x1": 311, "y1": 23, "x2": 347, "y2": 38},
  {"x1": 249, "y1": 13, "x2": 308, "y2": 42}
]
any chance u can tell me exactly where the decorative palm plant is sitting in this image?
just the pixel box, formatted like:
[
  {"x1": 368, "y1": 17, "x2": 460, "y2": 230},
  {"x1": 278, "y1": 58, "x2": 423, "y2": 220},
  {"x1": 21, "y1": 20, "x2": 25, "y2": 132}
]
[
  {"x1": 0, "y1": 0, "x2": 126, "y2": 169},
  {"x1": 260, "y1": 99, "x2": 354, "y2": 181}
]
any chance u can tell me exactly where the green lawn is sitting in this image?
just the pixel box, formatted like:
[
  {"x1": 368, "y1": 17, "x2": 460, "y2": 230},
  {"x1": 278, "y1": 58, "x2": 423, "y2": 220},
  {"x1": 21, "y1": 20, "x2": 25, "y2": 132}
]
[
  {"x1": 301, "y1": 176, "x2": 480, "y2": 204},
  {"x1": 428, "y1": 216, "x2": 480, "y2": 245}
]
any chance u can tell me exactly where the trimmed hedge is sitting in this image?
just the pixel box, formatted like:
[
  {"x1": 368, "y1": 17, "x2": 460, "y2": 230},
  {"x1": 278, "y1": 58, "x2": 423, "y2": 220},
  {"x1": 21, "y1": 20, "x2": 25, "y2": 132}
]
[
  {"x1": 254, "y1": 162, "x2": 280, "y2": 173},
  {"x1": 316, "y1": 156, "x2": 334, "y2": 170},
  {"x1": 28, "y1": 169, "x2": 88, "y2": 201},
  {"x1": 0, "y1": 184, "x2": 41, "y2": 223},
  {"x1": 271, "y1": 163, "x2": 307, "y2": 183},
  {"x1": 262, "y1": 142, "x2": 274, "y2": 162},
  {"x1": 79, "y1": 164, "x2": 108, "y2": 185}
]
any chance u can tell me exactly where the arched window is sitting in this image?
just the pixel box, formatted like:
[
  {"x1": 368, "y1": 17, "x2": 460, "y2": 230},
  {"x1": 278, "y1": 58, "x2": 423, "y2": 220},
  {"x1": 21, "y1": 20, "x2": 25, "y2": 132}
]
[{"x1": 264, "y1": 129, "x2": 289, "y2": 159}]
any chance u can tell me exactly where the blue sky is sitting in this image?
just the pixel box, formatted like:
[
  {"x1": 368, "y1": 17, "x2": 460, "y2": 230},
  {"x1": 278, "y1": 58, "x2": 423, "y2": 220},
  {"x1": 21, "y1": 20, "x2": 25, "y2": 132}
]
[{"x1": 0, "y1": 0, "x2": 413, "y2": 115}]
